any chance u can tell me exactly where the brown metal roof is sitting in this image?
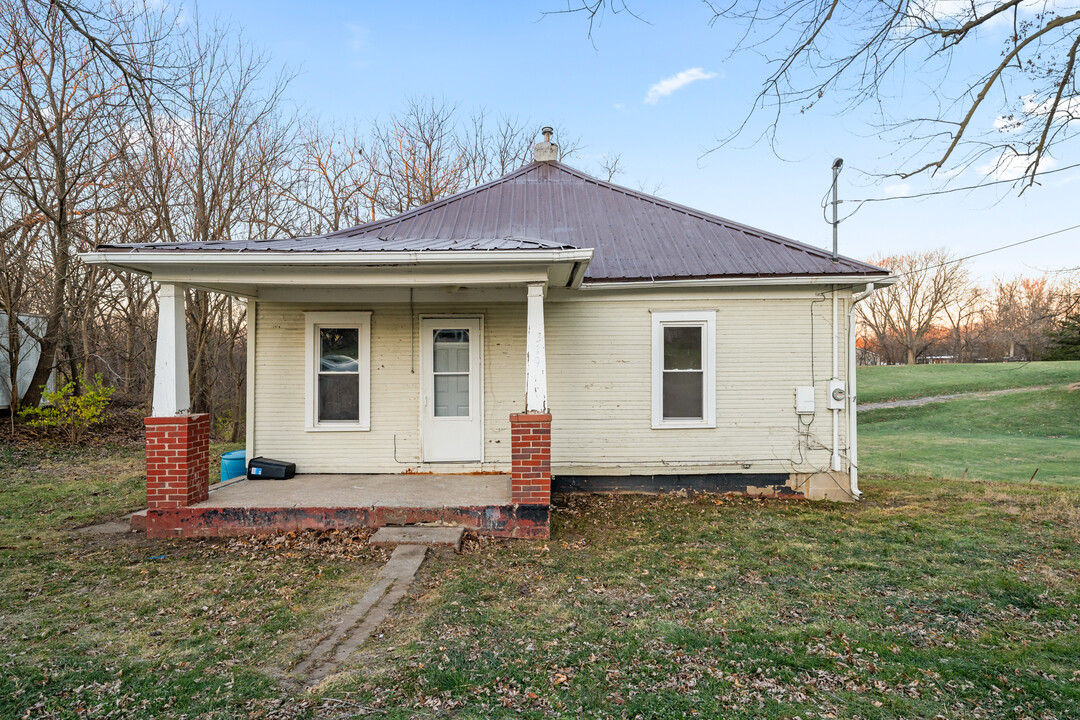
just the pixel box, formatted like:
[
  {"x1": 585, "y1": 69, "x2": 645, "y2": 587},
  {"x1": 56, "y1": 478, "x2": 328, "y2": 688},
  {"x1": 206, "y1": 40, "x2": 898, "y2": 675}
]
[{"x1": 98, "y1": 160, "x2": 889, "y2": 282}]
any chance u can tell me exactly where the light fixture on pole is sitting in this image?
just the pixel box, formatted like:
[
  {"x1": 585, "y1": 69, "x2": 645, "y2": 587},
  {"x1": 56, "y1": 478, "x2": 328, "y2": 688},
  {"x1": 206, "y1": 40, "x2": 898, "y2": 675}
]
[{"x1": 831, "y1": 158, "x2": 843, "y2": 262}]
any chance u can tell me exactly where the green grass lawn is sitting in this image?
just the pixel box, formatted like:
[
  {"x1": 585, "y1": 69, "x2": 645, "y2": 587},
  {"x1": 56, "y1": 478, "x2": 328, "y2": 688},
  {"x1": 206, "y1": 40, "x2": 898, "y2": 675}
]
[
  {"x1": 2, "y1": 439, "x2": 1079, "y2": 719},
  {"x1": 342, "y1": 482, "x2": 1080, "y2": 719},
  {"x1": 856, "y1": 360, "x2": 1080, "y2": 404},
  {"x1": 860, "y1": 386, "x2": 1080, "y2": 486},
  {"x1": 0, "y1": 440, "x2": 387, "y2": 720},
  {"x1": 857, "y1": 363, "x2": 1080, "y2": 487}
]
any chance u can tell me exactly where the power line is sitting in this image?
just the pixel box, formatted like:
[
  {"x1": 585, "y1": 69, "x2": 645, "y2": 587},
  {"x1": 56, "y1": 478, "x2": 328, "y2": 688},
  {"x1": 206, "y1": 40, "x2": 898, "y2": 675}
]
[
  {"x1": 893, "y1": 223, "x2": 1080, "y2": 280},
  {"x1": 825, "y1": 222, "x2": 1080, "y2": 298},
  {"x1": 843, "y1": 161, "x2": 1080, "y2": 205}
]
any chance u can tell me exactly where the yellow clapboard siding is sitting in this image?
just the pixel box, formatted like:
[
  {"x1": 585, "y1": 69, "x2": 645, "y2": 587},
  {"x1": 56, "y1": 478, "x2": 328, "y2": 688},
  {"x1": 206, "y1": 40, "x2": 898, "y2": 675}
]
[{"x1": 252, "y1": 287, "x2": 851, "y2": 476}]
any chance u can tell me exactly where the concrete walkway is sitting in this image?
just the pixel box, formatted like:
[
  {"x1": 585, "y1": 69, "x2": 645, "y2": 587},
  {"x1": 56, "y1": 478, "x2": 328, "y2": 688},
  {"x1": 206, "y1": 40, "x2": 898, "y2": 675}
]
[
  {"x1": 294, "y1": 543, "x2": 429, "y2": 685},
  {"x1": 858, "y1": 385, "x2": 1049, "y2": 411}
]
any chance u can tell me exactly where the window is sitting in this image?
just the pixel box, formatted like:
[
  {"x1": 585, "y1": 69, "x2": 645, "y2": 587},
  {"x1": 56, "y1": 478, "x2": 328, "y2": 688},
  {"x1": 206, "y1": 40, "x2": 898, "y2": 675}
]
[
  {"x1": 651, "y1": 310, "x2": 716, "y2": 428},
  {"x1": 304, "y1": 312, "x2": 371, "y2": 431},
  {"x1": 432, "y1": 329, "x2": 471, "y2": 417}
]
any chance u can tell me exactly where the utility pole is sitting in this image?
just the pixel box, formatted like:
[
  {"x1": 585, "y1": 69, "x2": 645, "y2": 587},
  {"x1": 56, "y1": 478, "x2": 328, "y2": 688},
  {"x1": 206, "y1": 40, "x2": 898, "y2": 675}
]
[
  {"x1": 829, "y1": 157, "x2": 844, "y2": 472},
  {"x1": 831, "y1": 157, "x2": 843, "y2": 262}
]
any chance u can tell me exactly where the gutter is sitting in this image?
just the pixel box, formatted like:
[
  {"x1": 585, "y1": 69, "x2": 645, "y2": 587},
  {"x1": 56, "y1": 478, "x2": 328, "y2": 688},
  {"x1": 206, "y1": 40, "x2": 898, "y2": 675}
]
[
  {"x1": 580, "y1": 274, "x2": 893, "y2": 290},
  {"x1": 79, "y1": 248, "x2": 595, "y2": 268},
  {"x1": 847, "y1": 282, "x2": 877, "y2": 498}
]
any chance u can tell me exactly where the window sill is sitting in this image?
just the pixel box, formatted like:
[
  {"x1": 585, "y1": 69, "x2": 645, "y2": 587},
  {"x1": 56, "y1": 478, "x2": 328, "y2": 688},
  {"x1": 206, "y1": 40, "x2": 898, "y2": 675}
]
[
  {"x1": 305, "y1": 425, "x2": 370, "y2": 433},
  {"x1": 651, "y1": 421, "x2": 716, "y2": 430}
]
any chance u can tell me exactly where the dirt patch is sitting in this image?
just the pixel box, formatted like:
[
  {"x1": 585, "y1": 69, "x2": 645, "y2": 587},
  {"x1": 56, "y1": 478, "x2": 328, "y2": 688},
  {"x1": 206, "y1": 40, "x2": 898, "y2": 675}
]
[
  {"x1": 220, "y1": 527, "x2": 391, "y2": 563},
  {"x1": 860, "y1": 384, "x2": 1055, "y2": 411},
  {"x1": 1067, "y1": 381, "x2": 1080, "y2": 392}
]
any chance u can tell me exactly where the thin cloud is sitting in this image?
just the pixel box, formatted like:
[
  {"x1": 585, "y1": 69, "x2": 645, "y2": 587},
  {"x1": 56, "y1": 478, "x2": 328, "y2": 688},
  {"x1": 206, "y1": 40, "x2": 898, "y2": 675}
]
[
  {"x1": 345, "y1": 23, "x2": 371, "y2": 69},
  {"x1": 644, "y1": 67, "x2": 717, "y2": 105}
]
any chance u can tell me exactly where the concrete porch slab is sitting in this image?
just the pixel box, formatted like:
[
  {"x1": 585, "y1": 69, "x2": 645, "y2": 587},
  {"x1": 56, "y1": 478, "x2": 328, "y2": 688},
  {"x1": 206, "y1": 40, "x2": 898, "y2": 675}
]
[
  {"x1": 138, "y1": 473, "x2": 549, "y2": 539},
  {"x1": 369, "y1": 526, "x2": 465, "y2": 550},
  {"x1": 196, "y1": 473, "x2": 512, "y2": 509}
]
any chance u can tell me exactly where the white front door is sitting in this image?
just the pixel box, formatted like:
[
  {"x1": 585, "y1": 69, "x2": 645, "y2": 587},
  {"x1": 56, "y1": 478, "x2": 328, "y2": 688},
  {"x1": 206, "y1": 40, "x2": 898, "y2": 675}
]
[{"x1": 420, "y1": 317, "x2": 483, "y2": 462}]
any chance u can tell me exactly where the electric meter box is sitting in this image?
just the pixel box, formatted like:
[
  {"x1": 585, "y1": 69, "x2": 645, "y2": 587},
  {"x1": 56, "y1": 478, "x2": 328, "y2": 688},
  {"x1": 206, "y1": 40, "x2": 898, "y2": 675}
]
[
  {"x1": 827, "y1": 380, "x2": 847, "y2": 410},
  {"x1": 794, "y1": 386, "x2": 816, "y2": 415}
]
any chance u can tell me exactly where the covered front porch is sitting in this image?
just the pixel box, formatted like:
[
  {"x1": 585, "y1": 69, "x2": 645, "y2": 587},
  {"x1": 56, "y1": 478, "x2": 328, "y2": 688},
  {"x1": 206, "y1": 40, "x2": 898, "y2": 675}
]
[{"x1": 84, "y1": 245, "x2": 591, "y2": 540}]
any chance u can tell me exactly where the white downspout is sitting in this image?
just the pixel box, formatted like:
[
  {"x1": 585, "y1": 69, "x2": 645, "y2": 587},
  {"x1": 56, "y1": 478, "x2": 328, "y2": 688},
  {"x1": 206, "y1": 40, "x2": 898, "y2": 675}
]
[
  {"x1": 847, "y1": 283, "x2": 876, "y2": 498},
  {"x1": 831, "y1": 288, "x2": 840, "y2": 472}
]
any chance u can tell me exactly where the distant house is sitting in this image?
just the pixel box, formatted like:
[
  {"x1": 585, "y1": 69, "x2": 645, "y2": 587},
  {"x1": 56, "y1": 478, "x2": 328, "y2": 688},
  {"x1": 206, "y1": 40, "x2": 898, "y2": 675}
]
[
  {"x1": 919, "y1": 355, "x2": 957, "y2": 365},
  {"x1": 855, "y1": 339, "x2": 881, "y2": 366},
  {"x1": 83, "y1": 133, "x2": 893, "y2": 539},
  {"x1": 0, "y1": 314, "x2": 47, "y2": 410}
]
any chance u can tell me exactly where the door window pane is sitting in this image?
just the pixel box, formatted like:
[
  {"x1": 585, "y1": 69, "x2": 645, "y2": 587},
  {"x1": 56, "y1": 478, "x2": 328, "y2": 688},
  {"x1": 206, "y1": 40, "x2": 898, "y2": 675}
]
[
  {"x1": 320, "y1": 328, "x2": 359, "y2": 372},
  {"x1": 664, "y1": 326, "x2": 702, "y2": 370},
  {"x1": 434, "y1": 374, "x2": 470, "y2": 417},
  {"x1": 433, "y1": 329, "x2": 470, "y2": 372},
  {"x1": 663, "y1": 371, "x2": 703, "y2": 419},
  {"x1": 319, "y1": 374, "x2": 360, "y2": 421}
]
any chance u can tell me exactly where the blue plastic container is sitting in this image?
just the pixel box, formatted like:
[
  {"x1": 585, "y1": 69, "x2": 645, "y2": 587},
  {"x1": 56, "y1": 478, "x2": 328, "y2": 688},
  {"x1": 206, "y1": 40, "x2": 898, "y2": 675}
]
[{"x1": 220, "y1": 450, "x2": 246, "y2": 483}]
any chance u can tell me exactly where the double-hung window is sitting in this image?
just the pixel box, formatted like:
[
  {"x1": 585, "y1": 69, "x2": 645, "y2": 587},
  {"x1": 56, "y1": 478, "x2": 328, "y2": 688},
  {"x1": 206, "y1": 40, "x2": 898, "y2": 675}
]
[
  {"x1": 651, "y1": 310, "x2": 716, "y2": 429},
  {"x1": 304, "y1": 312, "x2": 371, "y2": 431}
]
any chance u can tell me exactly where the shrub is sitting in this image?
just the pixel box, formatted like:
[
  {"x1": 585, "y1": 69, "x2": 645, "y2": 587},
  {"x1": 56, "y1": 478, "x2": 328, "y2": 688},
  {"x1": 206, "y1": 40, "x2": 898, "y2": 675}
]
[
  {"x1": 1045, "y1": 316, "x2": 1080, "y2": 361},
  {"x1": 19, "y1": 373, "x2": 116, "y2": 443}
]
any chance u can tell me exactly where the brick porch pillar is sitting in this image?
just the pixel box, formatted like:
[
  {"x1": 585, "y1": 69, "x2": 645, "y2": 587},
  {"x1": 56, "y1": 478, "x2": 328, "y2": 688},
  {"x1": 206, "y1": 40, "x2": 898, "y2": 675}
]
[
  {"x1": 510, "y1": 412, "x2": 551, "y2": 505},
  {"x1": 145, "y1": 414, "x2": 210, "y2": 509}
]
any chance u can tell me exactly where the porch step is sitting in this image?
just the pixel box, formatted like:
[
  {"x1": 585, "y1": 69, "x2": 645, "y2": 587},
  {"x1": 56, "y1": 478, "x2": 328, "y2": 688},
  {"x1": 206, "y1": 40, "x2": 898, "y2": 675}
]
[
  {"x1": 129, "y1": 509, "x2": 148, "y2": 532},
  {"x1": 369, "y1": 526, "x2": 465, "y2": 551}
]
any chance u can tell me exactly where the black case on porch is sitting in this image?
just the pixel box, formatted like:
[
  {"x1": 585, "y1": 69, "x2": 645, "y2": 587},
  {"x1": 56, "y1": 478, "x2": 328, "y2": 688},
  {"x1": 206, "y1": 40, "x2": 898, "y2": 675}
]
[{"x1": 246, "y1": 457, "x2": 296, "y2": 480}]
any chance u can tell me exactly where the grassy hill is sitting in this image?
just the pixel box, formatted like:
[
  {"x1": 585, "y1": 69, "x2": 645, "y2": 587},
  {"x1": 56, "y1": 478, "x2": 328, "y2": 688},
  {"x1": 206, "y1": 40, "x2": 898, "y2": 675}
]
[
  {"x1": 856, "y1": 360, "x2": 1080, "y2": 404},
  {"x1": 858, "y1": 361, "x2": 1080, "y2": 486}
]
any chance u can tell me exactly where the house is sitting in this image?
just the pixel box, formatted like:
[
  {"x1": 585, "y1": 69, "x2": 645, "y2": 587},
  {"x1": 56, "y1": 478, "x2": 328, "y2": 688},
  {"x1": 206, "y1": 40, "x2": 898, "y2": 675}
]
[
  {"x1": 82, "y1": 133, "x2": 893, "y2": 539},
  {"x1": 1, "y1": 313, "x2": 48, "y2": 410}
]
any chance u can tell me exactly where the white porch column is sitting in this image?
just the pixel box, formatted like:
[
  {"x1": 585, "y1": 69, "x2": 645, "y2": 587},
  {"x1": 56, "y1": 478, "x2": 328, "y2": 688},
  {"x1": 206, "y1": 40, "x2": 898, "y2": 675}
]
[
  {"x1": 525, "y1": 283, "x2": 548, "y2": 413},
  {"x1": 152, "y1": 283, "x2": 190, "y2": 416}
]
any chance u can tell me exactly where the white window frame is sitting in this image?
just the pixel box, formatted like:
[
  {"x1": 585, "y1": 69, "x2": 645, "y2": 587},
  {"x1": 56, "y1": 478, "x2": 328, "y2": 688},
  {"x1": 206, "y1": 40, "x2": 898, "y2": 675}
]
[
  {"x1": 651, "y1": 309, "x2": 716, "y2": 429},
  {"x1": 304, "y1": 311, "x2": 372, "y2": 432}
]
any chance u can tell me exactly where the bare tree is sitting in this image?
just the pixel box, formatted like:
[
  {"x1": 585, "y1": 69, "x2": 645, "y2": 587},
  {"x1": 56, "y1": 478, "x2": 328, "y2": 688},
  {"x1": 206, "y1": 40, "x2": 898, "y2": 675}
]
[
  {"x1": 861, "y1": 250, "x2": 966, "y2": 365},
  {"x1": 370, "y1": 98, "x2": 472, "y2": 215},
  {"x1": 282, "y1": 120, "x2": 377, "y2": 233},
  {"x1": 0, "y1": 1, "x2": 127, "y2": 406},
  {"x1": 984, "y1": 275, "x2": 1063, "y2": 360},
  {"x1": 135, "y1": 19, "x2": 292, "y2": 414},
  {"x1": 597, "y1": 152, "x2": 623, "y2": 182},
  {"x1": 855, "y1": 265, "x2": 900, "y2": 364},
  {"x1": 460, "y1": 111, "x2": 535, "y2": 186},
  {"x1": 560, "y1": 1, "x2": 1080, "y2": 188},
  {"x1": 941, "y1": 270, "x2": 984, "y2": 362}
]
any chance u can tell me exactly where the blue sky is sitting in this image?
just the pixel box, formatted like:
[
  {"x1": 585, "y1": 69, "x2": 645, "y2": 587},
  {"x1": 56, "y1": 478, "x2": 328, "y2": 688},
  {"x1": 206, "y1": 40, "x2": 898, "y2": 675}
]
[{"x1": 205, "y1": 0, "x2": 1079, "y2": 280}]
